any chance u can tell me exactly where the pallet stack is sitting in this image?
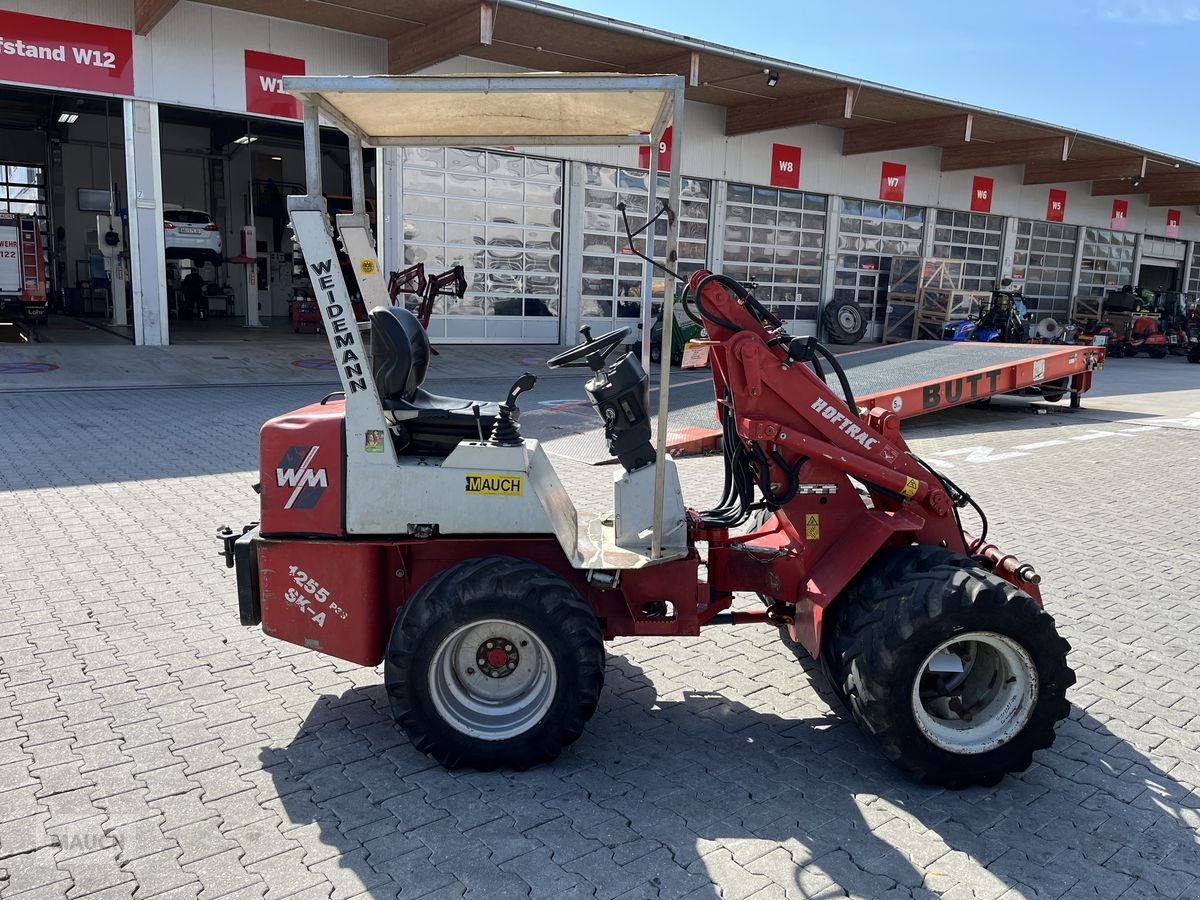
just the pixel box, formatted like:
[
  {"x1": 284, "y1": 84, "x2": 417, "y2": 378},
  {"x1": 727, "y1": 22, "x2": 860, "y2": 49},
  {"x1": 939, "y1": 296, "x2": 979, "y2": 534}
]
[
  {"x1": 1069, "y1": 295, "x2": 1103, "y2": 325},
  {"x1": 883, "y1": 257, "x2": 976, "y2": 343}
]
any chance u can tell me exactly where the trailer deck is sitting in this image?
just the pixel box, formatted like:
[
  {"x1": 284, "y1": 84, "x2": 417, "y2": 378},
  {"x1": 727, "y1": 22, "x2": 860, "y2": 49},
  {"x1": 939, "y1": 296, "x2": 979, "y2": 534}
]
[{"x1": 541, "y1": 340, "x2": 1104, "y2": 464}]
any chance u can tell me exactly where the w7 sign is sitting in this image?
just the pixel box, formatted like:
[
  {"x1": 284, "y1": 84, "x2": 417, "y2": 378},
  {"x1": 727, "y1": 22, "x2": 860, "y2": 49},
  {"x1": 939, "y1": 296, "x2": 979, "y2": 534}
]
[{"x1": 245, "y1": 49, "x2": 305, "y2": 119}]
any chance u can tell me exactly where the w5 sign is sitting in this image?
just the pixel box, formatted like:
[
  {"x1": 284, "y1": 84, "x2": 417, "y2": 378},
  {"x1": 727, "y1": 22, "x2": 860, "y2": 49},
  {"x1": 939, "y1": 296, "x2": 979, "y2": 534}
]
[{"x1": 245, "y1": 50, "x2": 305, "y2": 119}]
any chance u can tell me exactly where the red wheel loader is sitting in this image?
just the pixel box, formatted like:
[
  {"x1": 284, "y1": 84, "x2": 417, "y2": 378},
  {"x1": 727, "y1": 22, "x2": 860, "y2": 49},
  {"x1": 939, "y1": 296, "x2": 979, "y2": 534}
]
[{"x1": 219, "y1": 74, "x2": 1072, "y2": 789}]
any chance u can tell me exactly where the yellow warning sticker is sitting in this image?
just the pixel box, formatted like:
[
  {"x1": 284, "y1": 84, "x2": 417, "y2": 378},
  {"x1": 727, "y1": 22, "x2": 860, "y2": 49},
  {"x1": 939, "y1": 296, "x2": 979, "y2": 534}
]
[
  {"x1": 805, "y1": 513, "x2": 820, "y2": 540},
  {"x1": 358, "y1": 258, "x2": 377, "y2": 275},
  {"x1": 901, "y1": 476, "x2": 919, "y2": 499},
  {"x1": 464, "y1": 473, "x2": 524, "y2": 496}
]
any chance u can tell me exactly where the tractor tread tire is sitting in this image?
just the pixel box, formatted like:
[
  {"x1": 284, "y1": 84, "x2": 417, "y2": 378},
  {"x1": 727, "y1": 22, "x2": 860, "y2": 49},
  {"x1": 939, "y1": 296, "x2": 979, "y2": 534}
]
[
  {"x1": 385, "y1": 555, "x2": 604, "y2": 770},
  {"x1": 822, "y1": 298, "x2": 868, "y2": 345},
  {"x1": 826, "y1": 545, "x2": 1074, "y2": 789}
]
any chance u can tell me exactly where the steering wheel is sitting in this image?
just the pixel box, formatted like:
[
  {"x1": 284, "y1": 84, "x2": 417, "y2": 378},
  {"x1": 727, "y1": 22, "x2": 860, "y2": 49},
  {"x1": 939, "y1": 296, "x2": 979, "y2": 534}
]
[{"x1": 547, "y1": 325, "x2": 630, "y2": 370}]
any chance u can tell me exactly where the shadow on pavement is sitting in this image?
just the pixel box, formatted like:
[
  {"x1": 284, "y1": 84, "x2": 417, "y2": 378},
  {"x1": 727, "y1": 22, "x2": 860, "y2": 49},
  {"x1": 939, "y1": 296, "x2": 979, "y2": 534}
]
[{"x1": 262, "y1": 649, "x2": 1200, "y2": 899}]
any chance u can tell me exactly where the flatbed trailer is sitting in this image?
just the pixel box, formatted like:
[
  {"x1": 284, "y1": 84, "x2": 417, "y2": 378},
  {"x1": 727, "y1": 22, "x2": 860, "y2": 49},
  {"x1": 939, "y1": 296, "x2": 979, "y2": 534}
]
[
  {"x1": 830, "y1": 340, "x2": 1104, "y2": 417},
  {"x1": 654, "y1": 340, "x2": 1105, "y2": 459}
]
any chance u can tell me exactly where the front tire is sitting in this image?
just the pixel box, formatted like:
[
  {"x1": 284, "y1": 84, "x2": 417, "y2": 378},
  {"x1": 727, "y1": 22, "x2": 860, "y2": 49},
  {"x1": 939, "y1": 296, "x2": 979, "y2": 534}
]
[
  {"x1": 825, "y1": 546, "x2": 1073, "y2": 788},
  {"x1": 385, "y1": 555, "x2": 604, "y2": 769}
]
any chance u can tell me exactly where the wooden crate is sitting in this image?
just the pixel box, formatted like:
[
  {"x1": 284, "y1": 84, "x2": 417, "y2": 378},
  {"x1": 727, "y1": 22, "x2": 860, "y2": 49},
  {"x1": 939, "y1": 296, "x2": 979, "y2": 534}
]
[
  {"x1": 883, "y1": 301, "x2": 917, "y2": 343},
  {"x1": 1070, "y1": 295, "x2": 1103, "y2": 324},
  {"x1": 915, "y1": 315, "x2": 951, "y2": 341},
  {"x1": 888, "y1": 257, "x2": 965, "y2": 294}
]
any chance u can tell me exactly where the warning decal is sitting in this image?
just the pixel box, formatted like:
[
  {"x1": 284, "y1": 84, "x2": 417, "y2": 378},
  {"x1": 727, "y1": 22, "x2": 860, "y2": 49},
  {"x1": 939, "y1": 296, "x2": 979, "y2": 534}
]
[
  {"x1": 805, "y1": 513, "x2": 820, "y2": 540},
  {"x1": 359, "y1": 258, "x2": 377, "y2": 275},
  {"x1": 901, "y1": 477, "x2": 919, "y2": 499},
  {"x1": 465, "y1": 473, "x2": 524, "y2": 496}
]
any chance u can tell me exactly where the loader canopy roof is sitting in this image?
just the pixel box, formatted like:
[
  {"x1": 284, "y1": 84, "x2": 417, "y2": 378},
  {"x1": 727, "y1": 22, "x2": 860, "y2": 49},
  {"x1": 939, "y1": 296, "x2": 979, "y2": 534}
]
[{"x1": 282, "y1": 73, "x2": 680, "y2": 147}]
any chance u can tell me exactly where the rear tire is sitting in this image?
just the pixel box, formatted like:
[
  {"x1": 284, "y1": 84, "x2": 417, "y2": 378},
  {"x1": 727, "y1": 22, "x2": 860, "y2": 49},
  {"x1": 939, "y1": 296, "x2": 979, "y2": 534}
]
[
  {"x1": 1123, "y1": 345, "x2": 1139, "y2": 357},
  {"x1": 385, "y1": 555, "x2": 604, "y2": 770},
  {"x1": 822, "y1": 298, "x2": 868, "y2": 345},
  {"x1": 650, "y1": 341, "x2": 663, "y2": 364},
  {"x1": 825, "y1": 545, "x2": 1073, "y2": 788}
]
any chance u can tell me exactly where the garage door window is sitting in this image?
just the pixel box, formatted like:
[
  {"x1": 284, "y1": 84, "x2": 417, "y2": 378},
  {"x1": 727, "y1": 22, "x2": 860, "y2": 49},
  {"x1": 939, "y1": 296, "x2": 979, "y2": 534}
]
[
  {"x1": 722, "y1": 183, "x2": 826, "y2": 322},
  {"x1": 1078, "y1": 226, "x2": 1135, "y2": 297},
  {"x1": 401, "y1": 148, "x2": 563, "y2": 342},
  {"x1": 835, "y1": 198, "x2": 925, "y2": 323},
  {"x1": 1189, "y1": 244, "x2": 1200, "y2": 296},
  {"x1": 580, "y1": 164, "x2": 710, "y2": 329},
  {"x1": 931, "y1": 209, "x2": 1003, "y2": 291},
  {"x1": 1013, "y1": 219, "x2": 1078, "y2": 316}
]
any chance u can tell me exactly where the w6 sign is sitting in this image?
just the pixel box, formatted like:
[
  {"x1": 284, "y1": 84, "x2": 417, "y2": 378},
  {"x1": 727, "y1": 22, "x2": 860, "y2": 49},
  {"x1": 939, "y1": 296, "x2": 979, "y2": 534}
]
[
  {"x1": 245, "y1": 50, "x2": 305, "y2": 119},
  {"x1": 970, "y1": 176, "x2": 994, "y2": 213},
  {"x1": 770, "y1": 144, "x2": 802, "y2": 189}
]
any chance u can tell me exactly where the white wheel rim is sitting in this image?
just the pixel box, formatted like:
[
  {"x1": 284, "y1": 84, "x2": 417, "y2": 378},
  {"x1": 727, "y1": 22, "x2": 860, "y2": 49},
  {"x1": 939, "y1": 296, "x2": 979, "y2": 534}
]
[
  {"x1": 910, "y1": 631, "x2": 1038, "y2": 755},
  {"x1": 428, "y1": 619, "x2": 557, "y2": 741},
  {"x1": 837, "y1": 307, "x2": 861, "y2": 331}
]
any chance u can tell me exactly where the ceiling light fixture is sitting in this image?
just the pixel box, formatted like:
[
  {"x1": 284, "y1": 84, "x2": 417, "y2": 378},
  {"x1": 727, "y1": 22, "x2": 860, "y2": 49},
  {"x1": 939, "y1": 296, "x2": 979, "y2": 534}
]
[
  {"x1": 766, "y1": 70, "x2": 780, "y2": 88},
  {"x1": 57, "y1": 112, "x2": 79, "y2": 124},
  {"x1": 1131, "y1": 176, "x2": 1143, "y2": 188},
  {"x1": 234, "y1": 135, "x2": 257, "y2": 145},
  {"x1": 271, "y1": 156, "x2": 282, "y2": 161}
]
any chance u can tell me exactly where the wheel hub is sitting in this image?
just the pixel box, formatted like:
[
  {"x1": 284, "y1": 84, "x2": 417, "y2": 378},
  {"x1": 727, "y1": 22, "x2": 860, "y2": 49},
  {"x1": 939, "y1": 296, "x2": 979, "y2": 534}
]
[
  {"x1": 479, "y1": 640, "x2": 519, "y2": 677},
  {"x1": 428, "y1": 619, "x2": 556, "y2": 740},
  {"x1": 911, "y1": 631, "x2": 1038, "y2": 755}
]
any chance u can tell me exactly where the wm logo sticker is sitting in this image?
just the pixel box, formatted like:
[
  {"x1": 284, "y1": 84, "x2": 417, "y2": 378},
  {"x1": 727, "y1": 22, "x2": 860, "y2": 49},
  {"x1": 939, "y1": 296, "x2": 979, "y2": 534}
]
[
  {"x1": 464, "y1": 473, "x2": 523, "y2": 496},
  {"x1": 276, "y1": 445, "x2": 328, "y2": 509}
]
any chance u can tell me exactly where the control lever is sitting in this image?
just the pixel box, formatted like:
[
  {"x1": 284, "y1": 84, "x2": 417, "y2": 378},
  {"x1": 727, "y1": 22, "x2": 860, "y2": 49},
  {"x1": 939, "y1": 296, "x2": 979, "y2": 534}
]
[
  {"x1": 490, "y1": 372, "x2": 537, "y2": 447},
  {"x1": 471, "y1": 403, "x2": 484, "y2": 441}
]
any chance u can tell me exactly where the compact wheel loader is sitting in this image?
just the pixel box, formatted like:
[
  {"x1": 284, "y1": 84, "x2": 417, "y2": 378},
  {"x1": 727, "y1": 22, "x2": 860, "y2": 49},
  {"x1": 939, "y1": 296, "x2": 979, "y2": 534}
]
[{"x1": 219, "y1": 73, "x2": 1073, "y2": 789}]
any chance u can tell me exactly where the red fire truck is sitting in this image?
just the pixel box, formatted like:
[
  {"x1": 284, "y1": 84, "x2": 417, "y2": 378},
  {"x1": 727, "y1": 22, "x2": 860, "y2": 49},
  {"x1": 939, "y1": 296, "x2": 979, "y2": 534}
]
[{"x1": 0, "y1": 213, "x2": 48, "y2": 324}]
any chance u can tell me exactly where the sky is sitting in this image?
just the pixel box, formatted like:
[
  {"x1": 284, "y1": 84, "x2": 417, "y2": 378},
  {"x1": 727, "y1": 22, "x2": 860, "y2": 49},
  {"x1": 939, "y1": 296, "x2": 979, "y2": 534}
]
[{"x1": 553, "y1": 0, "x2": 1198, "y2": 161}]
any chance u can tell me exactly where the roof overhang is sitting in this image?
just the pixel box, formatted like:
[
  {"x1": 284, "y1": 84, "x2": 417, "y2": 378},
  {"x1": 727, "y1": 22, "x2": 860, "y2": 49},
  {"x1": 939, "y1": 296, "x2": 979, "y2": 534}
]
[{"x1": 283, "y1": 72, "x2": 680, "y2": 147}]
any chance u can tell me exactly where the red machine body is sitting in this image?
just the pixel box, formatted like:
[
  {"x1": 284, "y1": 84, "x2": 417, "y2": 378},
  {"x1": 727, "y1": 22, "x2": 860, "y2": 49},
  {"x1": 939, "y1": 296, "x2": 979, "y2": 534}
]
[
  {"x1": 247, "y1": 271, "x2": 1043, "y2": 667},
  {"x1": 0, "y1": 212, "x2": 48, "y2": 323}
]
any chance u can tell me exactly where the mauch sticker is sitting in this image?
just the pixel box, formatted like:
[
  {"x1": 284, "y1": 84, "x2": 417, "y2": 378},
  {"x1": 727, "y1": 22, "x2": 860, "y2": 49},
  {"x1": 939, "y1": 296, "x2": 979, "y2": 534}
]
[
  {"x1": 464, "y1": 473, "x2": 524, "y2": 496},
  {"x1": 365, "y1": 430, "x2": 384, "y2": 452},
  {"x1": 359, "y1": 258, "x2": 377, "y2": 275}
]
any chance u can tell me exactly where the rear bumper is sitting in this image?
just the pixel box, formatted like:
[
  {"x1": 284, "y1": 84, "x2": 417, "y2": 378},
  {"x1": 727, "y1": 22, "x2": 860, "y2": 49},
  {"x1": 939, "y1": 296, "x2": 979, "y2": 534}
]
[{"x1": 221, "y1": 524, "x2": 262, "y2": 625}]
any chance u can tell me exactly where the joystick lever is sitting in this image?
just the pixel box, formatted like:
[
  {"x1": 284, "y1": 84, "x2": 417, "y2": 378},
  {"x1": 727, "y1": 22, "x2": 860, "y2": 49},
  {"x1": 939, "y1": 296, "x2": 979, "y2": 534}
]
[{"x1": 490, "y1": 372, "x2": 537, "y2": 447}]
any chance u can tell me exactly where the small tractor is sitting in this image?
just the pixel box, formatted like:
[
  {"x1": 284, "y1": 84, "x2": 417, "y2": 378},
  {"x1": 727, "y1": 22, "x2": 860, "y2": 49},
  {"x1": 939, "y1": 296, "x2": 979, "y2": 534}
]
[{"x1": 219, "y1": 74, "x2": 1073, "y2": 789}]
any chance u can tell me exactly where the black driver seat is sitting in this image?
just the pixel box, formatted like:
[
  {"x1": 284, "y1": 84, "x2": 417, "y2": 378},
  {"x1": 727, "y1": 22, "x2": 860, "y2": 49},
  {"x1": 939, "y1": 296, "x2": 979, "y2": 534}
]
[{"x1": 369, "y1": 306, "x2": 500, "y2": 454}]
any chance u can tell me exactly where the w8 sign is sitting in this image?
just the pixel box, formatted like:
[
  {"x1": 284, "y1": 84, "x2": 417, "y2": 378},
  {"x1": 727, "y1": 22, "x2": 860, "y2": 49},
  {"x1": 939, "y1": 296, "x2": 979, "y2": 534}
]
[{"x1": 770, "y1": 144, "x2": 802, "y2": 189}]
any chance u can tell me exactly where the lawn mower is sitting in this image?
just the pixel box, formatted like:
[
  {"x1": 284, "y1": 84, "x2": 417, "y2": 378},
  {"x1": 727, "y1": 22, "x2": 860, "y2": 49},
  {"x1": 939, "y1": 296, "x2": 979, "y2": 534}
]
[
  {"x1": 630, "y1": 293, "x2": 704, "y2": 365},
  {"x1": 942, "y1": 281, "x2": 1031, "y2": 343},
  {"x1": 219, "y1": 73, "x2": 1073, "y2": 789}
]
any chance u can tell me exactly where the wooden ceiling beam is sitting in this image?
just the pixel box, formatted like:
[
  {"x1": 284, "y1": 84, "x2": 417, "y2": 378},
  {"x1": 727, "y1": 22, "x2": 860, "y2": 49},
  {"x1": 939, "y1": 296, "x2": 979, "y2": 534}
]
[
  {"x1": 1147, "y1": 192, "x2": 1200, "y2": 207},
  {"x1": 134, "y1": 0, "x2": 179, "y2": 35},
  {"x1": 1022, "y1": 155, "x2": 1146, "y2": 185},
  {"x1": 389, "y1": 3, "x2": 493, "y2": 75},
  {"x1": 1092, "y1": 172, "x2": 1200, "y2": 195},
  {"x1": 842, "y1": 113, "x2": 971, "y2": 156},
  {"x1": 724, "y1": 86, "x2": 853, "y2": 137},
  {"x1": 940, "y1": 135, "x2": 1068, "y2": 172},
  {"x1": 627, "y1": 50, "x2": 700, "y2": 87}
]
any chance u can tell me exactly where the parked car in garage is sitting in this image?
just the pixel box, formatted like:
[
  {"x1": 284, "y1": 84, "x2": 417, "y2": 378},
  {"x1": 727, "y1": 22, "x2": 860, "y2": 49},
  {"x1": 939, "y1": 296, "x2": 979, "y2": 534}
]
[{"x1": 163, "y1": 207, "x2": 222, "y2": 262}]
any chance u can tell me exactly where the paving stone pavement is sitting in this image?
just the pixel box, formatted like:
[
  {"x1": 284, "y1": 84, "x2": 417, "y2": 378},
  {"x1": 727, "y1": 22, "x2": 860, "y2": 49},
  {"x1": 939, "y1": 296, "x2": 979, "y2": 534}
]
[{"x1": 0, "y1": 368, "x2": 1198, "y2": 899}]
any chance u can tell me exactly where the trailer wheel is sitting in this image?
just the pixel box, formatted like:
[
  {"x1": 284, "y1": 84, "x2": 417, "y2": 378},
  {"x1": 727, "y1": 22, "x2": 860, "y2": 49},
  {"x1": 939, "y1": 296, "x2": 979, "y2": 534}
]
[
  {"x1": 385, "y1": 555, "x2": 604, "y2": 770},
  {"x1": 826, "y1": 545, "x2": 1073, "y2": 788},
  {"x1": 822, "y1": 298, "x2": 868, "y2": 345}
]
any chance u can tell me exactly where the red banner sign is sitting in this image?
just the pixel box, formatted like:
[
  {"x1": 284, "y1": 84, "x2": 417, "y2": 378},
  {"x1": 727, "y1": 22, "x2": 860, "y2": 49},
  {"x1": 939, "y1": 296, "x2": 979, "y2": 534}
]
[
  {"x1": 1166, "y1": 209, "x2": 1181, "y2": 238},
  {"x1": 245, "y1": 49, "x2": 305, "y2": 119},
  {"x1": 970, "y1": 176, "x2": 993, "y2": 213},
  {"x1": 879, "y1": 161, "x2": 906, "y2": 202},
  {"x1": 1046, "y1": 188, "x2": 1067, "y2": 223},
  {"x1": 0, "y1": 11, "x2": 133, "y2": 95},
  {"x1": 1111, "y1": 199, "x2": 1128, "y2": 231},
  {"x1": 769, "y1": 143, "x2": 802, "y2": 189},
  {"x1": 638, "y1": 126, "x2": 672, "y2": 171}
]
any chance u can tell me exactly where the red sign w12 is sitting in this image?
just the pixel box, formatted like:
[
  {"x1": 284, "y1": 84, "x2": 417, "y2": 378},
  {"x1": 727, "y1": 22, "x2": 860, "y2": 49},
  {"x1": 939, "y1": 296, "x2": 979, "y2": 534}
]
[
  {"x1": 970, "y1": 176, "x2": 994, "y2": 213},
  {"x1": 879, "y1": 162, "x2": 906, "y2": 202},
  {"x1": 245, "y1": 49, "x2": 305, "y2": 119},
  {"x1": 769, "y1": 144, "x2": 802, "y2": 189},
  {"x1": 0, "y1": 11, "x2": 133, "y2": 95}
]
